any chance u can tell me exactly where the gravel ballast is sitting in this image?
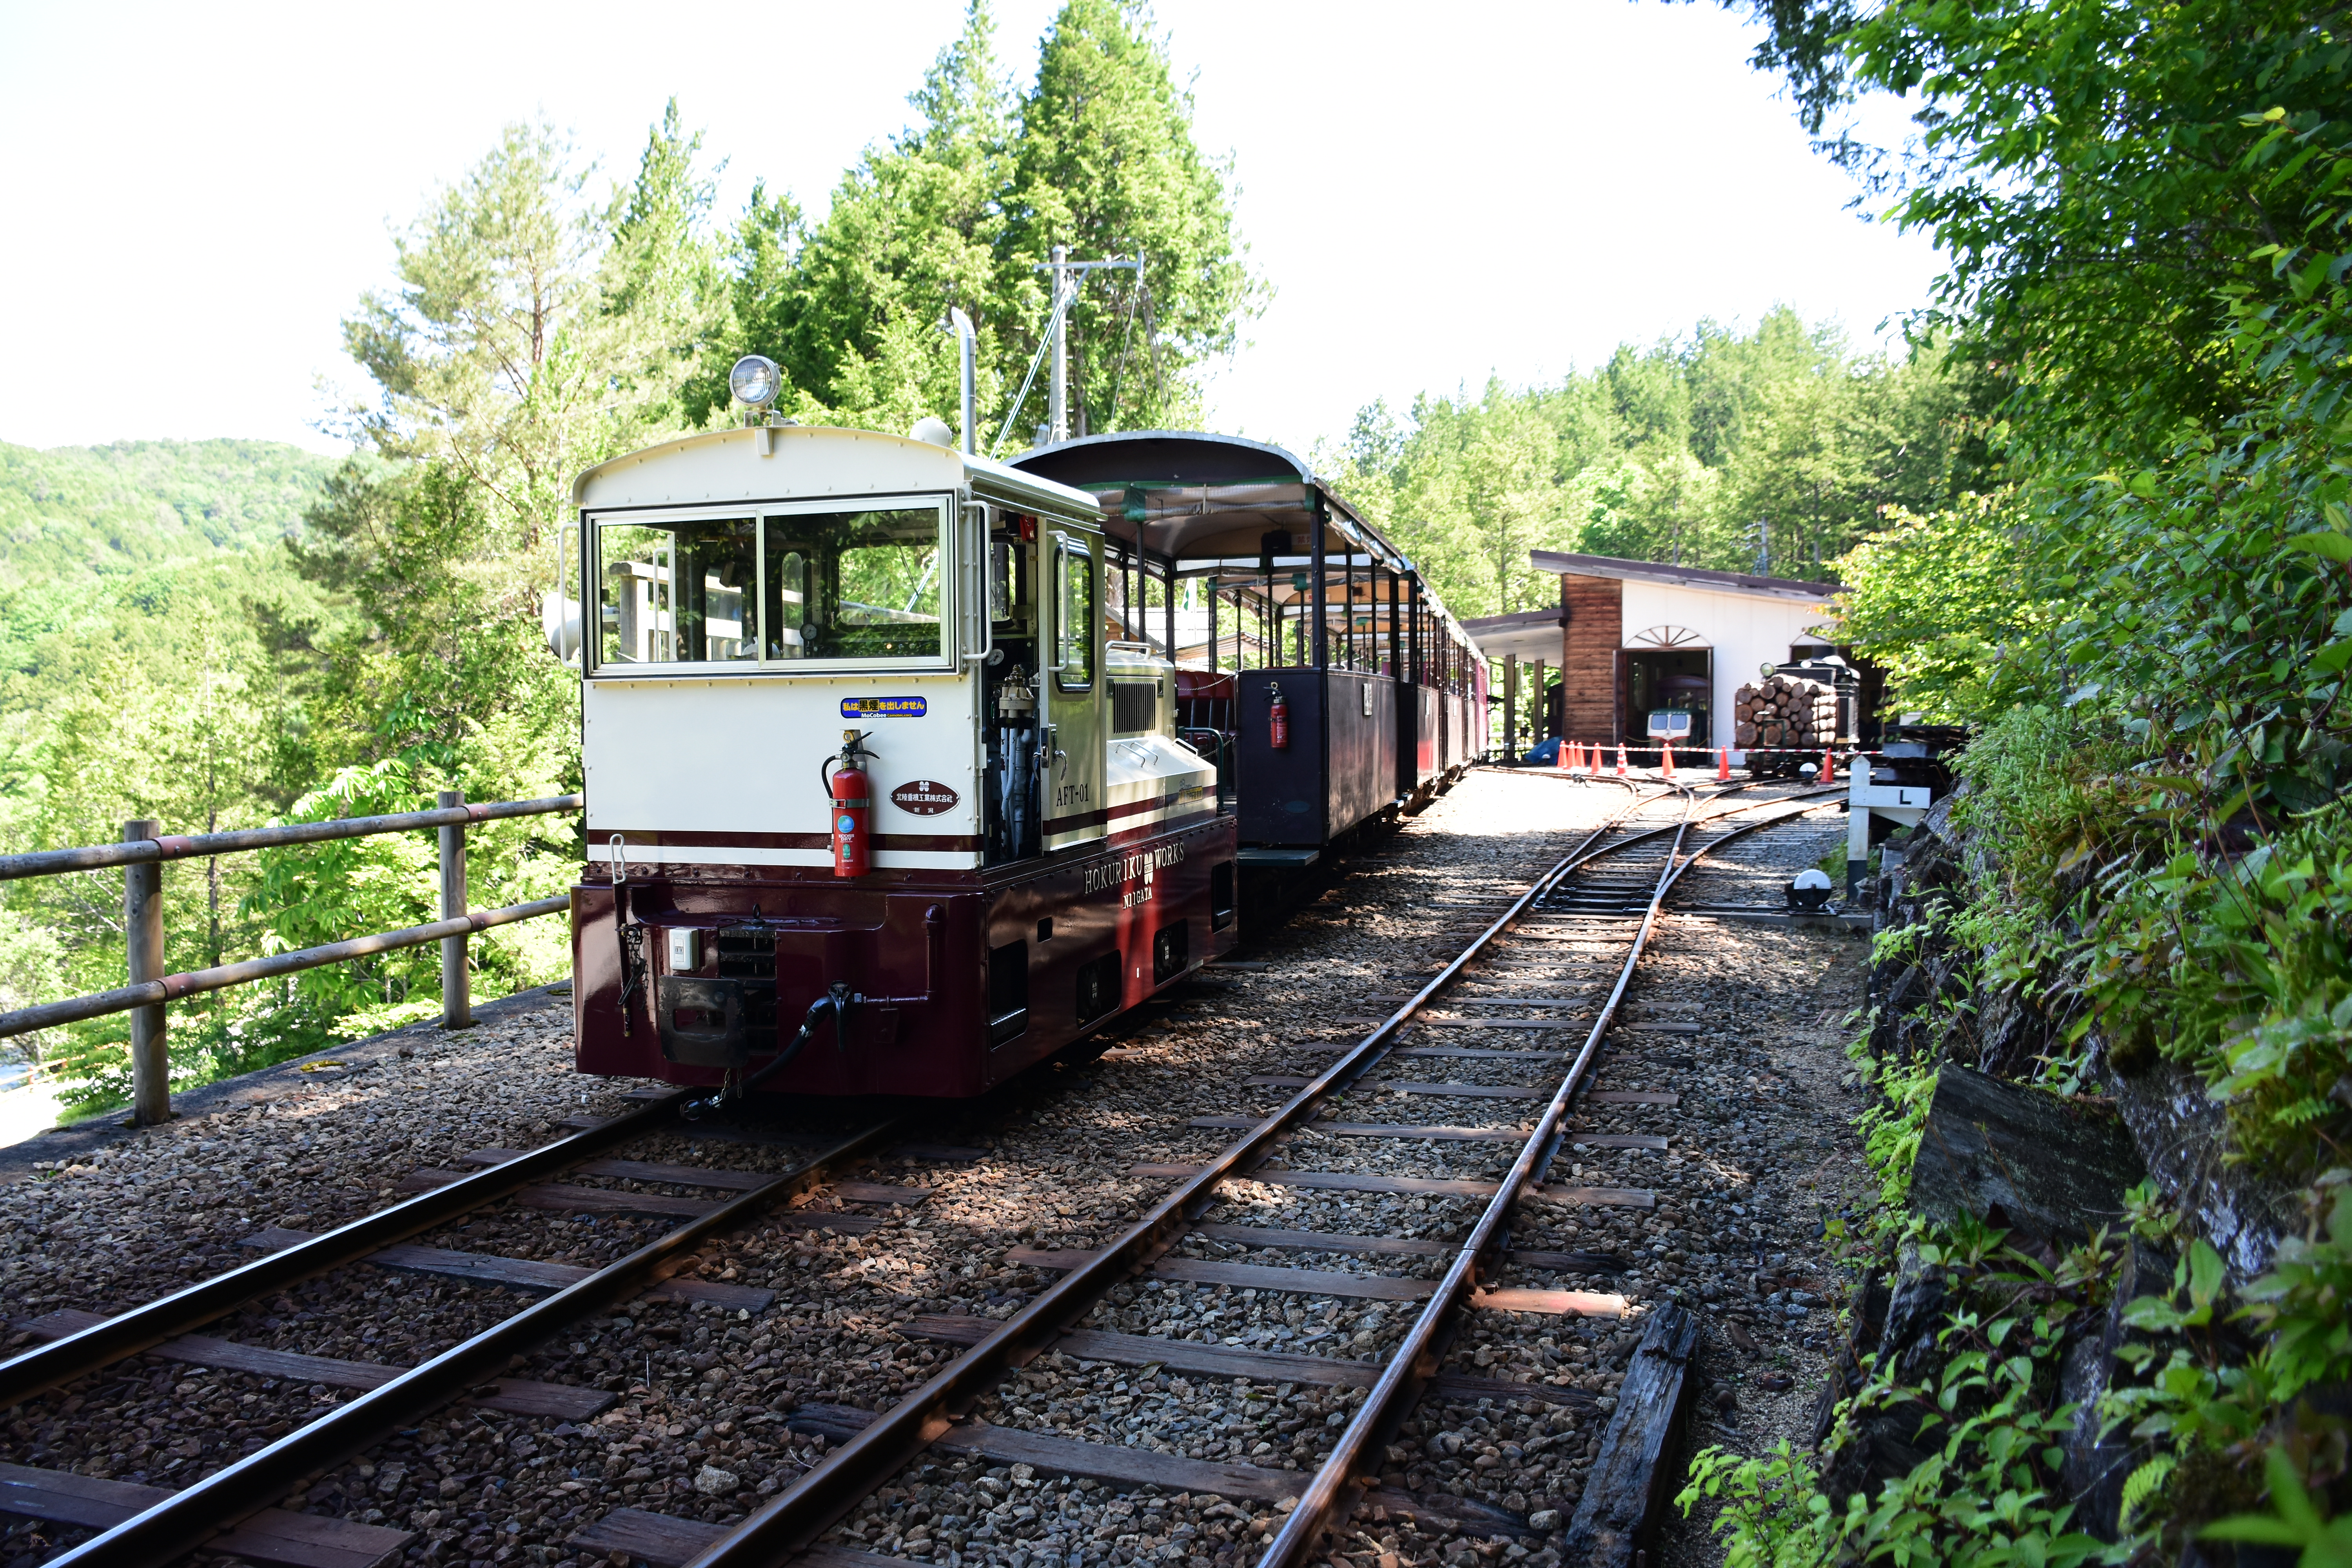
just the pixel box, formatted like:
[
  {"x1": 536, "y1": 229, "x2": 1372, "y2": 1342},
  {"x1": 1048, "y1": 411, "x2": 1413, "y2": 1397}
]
[{"x1": 0, "y1": 771, "x2": 1869, "y2": 1568}]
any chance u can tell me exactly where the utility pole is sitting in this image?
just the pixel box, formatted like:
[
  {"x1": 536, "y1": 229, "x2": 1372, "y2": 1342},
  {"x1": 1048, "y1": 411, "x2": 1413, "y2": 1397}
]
[
  {"x1": 1047, "y1": 245, "x2": 1071, "y2": 445},
  {"x1": 999, "y1": 247, "x2": 1142, "y2": 453}
]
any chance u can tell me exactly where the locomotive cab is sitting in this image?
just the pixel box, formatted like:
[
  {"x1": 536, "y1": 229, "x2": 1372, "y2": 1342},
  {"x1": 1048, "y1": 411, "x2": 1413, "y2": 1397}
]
[{"x1": 564, "y1": 423, "x2": 1240, "y2": 1100}]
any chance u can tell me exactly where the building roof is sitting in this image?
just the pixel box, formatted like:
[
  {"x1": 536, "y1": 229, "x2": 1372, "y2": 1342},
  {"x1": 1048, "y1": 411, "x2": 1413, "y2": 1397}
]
[
  {"x1": 1461, "y1": 606, "x2": 1566, "y2": 662},
  {"x1": 1530, "y1": 550, "x2": 1842, "y2": 604}
]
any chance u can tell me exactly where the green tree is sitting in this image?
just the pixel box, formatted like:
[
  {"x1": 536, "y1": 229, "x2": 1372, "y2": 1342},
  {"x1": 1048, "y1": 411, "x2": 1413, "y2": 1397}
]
[
  {"x1": 782, "y1": 0, "x2": 1014, "y2": 434},
  {"x1": 1573, "y1": 447, "x2": 1725, "y2": 568},
  {"x1": 999, "y1": 0, "x2": 1258, "y2": 441},
  {"x1": 693, "y1": 0, "x2": 1259, "y2": 450},
  {"x1": 299, "y1": 106, "x2": 722, "y2": 785},
  {"x1": 1827, "y1": 491, "x2": 2064, "y2": 719},
  {"x1": 1321, "y1": 309, "x2": 1969, "y2": 612},
  {"x1": 287, "y1": 461, "x2": 572, "y2": 780},
  {"x1": 339, "y1": 109, "x2": 720, "y2": 551}
]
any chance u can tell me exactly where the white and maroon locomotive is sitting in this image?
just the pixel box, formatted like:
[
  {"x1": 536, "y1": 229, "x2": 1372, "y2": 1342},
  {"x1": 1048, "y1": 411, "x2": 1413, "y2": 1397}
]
[{"x1": 562, "y1": 377, "x2": 1480, "y2": 1102}]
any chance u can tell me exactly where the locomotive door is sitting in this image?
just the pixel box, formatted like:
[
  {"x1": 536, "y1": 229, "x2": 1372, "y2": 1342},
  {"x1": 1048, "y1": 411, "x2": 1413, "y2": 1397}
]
[
  {"x1": 1043, "y1": 532, "x2": 1106, "y2": 851},
  {"x1": 982, "y1": 510, "x2": 1044, "y2": 865}
]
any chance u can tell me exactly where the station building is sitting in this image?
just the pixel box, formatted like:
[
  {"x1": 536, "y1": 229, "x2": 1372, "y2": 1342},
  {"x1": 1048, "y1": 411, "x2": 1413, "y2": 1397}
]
[{"x1": 1465, "y1": 550, "x2": 1851, "y2": 759}]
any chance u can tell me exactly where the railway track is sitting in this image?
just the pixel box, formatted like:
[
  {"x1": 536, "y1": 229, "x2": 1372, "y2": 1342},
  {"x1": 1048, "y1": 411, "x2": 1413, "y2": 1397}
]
[
  {"x1": 0, "y1": 774, "x2": 1848, "y2": 1568},
  {"x1": 614, "y1": 781, "x2": 1838, "y2": 1568},
  {"x1": 0, "y1": 1100, "x2": 938, "y2": 1568}
]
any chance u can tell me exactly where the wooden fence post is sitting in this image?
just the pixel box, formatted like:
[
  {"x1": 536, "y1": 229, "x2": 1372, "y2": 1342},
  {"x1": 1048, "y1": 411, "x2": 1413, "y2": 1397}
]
[
  {"x1": 123, "y1": 818, "x2": 170, "y2": 1125},
  {"x1": 438, "y1": 789, "x2": 472, "y2": 1029}
]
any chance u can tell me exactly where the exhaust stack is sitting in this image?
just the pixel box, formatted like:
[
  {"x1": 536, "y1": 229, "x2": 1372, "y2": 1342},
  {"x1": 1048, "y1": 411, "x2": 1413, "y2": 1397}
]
[{"x1": 948, "y1": 308, "x2": 976, "y2": 456}]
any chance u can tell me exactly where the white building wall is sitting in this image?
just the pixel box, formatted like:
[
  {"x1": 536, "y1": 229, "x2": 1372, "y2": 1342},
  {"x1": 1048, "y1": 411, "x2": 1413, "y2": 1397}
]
[{"x1": 1617, "y1": 581, "x2": 1836, "y2": 753}]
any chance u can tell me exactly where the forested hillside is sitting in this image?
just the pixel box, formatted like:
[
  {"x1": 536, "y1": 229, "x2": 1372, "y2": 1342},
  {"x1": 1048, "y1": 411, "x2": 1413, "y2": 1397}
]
[
  {"x1": 0, "y1": 440, "x2": 340, "y2": 716},
  {"x1": 0, "y1": 442, "x2": 350, "y2": 1105},
  {"x1": 0, "y1": 438, "x2": 335, "y2": 586},
  {"x1": 1320, "y1": 309, "x2": 1980, "y2": 617}
]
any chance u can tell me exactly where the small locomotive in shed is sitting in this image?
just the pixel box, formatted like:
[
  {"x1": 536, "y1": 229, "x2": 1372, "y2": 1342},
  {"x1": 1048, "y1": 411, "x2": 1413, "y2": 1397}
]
[{"x1": 563, "y1": 385, "x2": 1481, "y2": 1102}]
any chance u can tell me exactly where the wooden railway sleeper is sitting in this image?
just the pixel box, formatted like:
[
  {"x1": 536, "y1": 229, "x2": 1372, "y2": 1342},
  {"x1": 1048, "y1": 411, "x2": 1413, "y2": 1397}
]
[{"x1": 671, "y1": 796, "x2": 1668, "y2": 1568}]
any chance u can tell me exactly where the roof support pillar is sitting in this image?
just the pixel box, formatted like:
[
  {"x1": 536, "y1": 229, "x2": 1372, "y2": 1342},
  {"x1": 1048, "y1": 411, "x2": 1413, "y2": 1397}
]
[{"x1": 1308, "y1": 494, "x2": 1328, "y2": 672}]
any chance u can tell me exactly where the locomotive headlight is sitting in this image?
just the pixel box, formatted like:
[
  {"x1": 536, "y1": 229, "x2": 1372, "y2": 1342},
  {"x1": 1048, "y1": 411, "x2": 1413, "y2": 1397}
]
[{"x1": 730, "y1": 355, "x2": 783, "y2": 410}]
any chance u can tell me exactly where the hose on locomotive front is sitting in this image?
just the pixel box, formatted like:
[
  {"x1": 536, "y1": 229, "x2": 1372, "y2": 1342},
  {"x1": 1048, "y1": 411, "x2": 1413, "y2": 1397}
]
[{"x1": 679, "y1": 981, "x2": 853, "y2": 1120}]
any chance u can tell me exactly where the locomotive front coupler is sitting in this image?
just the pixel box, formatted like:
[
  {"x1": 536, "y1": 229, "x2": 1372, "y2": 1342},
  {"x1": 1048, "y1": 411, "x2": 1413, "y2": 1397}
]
[
  {"x1": 676, "y1": 906, "x2": 945, "y2": 1118},
  {"x1": 681, "y1": 982, "x2": 853, "y2": 1121}
]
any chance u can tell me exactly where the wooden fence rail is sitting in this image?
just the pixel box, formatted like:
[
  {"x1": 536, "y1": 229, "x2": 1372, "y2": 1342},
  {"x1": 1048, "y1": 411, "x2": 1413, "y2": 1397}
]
[{"x1": 0, "y1": 792, "x2": 582, "y2": 1125}]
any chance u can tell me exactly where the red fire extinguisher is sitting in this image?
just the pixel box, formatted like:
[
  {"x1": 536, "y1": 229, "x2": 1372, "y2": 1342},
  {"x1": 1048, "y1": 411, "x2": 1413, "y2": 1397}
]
[
  {"x1": 1267, "y1": 682, "x2": 1290, "y2": 750},
  {"x1": 826, "y1": 730, "x2": 875, "y2": 878}
]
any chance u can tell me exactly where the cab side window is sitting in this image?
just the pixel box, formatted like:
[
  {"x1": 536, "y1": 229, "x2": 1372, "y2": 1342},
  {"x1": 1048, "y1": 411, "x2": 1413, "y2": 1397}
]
[{"x1": 1054, "y1": 535, "x2": 1095, "y2": 690}]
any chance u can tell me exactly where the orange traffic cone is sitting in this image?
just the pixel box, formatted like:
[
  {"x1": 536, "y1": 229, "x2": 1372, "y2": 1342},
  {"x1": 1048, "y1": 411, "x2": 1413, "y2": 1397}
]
[
  {"x1": 1615, "y1": 744, "x2": 1627, "y2": 777},
  {"x1": 1822, "y1": 748, "x2": 1836, "y2": 781},
  {"x1": 1661, "y1": 742, "x2": 1675, "y2": 779},
  {"x1": 1717, "y1": 746, "x2": 1731, "y2": 781},
  {"x1": 1586, "y1": 742, "x2": 1599, "y2": 773}
]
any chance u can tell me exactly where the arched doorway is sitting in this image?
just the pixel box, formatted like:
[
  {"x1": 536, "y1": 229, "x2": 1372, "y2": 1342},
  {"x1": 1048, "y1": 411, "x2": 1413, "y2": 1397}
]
[{"x1": 1621, "y1": 626, "x2": 1713, "y2": 747}]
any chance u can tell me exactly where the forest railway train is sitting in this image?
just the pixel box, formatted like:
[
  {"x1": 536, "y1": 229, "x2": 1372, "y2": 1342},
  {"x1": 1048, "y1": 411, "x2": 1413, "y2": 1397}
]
[
  {"x1": 561, "y1": 414, "x2": 1481, "y2": 1102},
  {"x1": 1010, "y1": 430, "x2": 1484, "y2": 857}
]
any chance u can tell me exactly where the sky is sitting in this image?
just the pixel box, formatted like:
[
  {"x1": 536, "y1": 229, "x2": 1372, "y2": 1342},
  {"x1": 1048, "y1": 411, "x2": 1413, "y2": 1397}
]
[{"x1": 0, "y1": 0, "x2": 1943, "y2": 461}]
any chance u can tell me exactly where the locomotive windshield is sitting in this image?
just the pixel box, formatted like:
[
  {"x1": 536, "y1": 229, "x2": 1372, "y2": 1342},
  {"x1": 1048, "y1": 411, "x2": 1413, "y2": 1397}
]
[
  {"x1": 596, "y1": 516, "x2": 758, "y2": 666},
  {"x1": 762, "y1": 507, "x2": 941, "y2": 661},
  {"x1": 592, "y1": 501, "x2": 947, "y2": 670}
]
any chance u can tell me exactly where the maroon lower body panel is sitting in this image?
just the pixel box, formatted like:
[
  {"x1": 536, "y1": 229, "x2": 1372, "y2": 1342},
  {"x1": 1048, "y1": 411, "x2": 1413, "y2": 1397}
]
[{"x1": 571, "y1": 815, "x2": 1240, "y2": 1098}]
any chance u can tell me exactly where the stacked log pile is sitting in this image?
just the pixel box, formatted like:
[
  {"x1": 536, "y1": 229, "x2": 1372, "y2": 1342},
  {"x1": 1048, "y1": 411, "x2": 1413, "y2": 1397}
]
[{"x1": 1735, "y1": 673, "x2": 1837, "y2": 750}]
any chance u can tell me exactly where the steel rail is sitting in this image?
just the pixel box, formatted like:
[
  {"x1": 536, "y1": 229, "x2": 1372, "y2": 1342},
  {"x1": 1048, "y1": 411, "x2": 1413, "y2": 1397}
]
[
  {"x1": 683, "y1": 785, "x2": 1835, "y2": 1568},
  {"x1": 45, "y1": 1116, "x2": 911, "y2": 1568},
  {"x1": 0, "y1": 894, "x2": 571, "y2": 1041},
  {"x1": 675, "y1": 790, "x2": 1684, "y2": 1568},
  {"x1": 0, "y1": 1087, "x2": 684, "y2": 1412},
  {"x1": 1260, "y1": 793, "x2": 1848, "y2": 1568},
  {"x1": 0, "y1": 795, "x2": 584, "y2": 883}
]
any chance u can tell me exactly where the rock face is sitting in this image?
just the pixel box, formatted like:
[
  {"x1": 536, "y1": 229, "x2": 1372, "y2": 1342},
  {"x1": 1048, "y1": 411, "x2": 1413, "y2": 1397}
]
[
  {"x1": 1908, "y1": 1065, "x2": 2145, "y2": 1252},
  {"x1": 1866, "y1": 795, "x2": 2296, "y2": 1281},
  {"x1": 1809, "y1": 1249, "x2": 1945, "y2": 1504},
  {"x1": 2056, "y1": 1240, "x2": 2172, "y2": 1541},
  {"x1": 1828, "y1": 792, "x2": 2303, "y2": 1544}
]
